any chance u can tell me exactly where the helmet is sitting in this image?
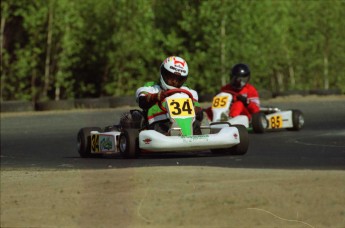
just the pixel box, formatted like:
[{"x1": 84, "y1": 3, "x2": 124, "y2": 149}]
[
  {"x1": 230, "y1": 63, "x2": 251, "y2": 90},
  {"x1": 160, "y1": 56, "x2": 188, "y2": 90}
]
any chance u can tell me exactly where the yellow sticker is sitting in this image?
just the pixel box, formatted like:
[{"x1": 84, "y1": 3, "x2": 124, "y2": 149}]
[
  {"x1": 212, "y1": 96, "x2": 229, "y2": 108},
  {"x1": 91, "y1": 134, "x2": 99, "y2": 152},
  {"x1": 167, "y1": 98, "x2": 195, "y2": 118},
  {"x1": 269, "y1": 115, "x2": 283, "y2": 129}
]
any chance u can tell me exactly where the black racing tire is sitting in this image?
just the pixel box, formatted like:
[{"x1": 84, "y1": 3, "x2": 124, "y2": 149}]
[
  {"x1": 77, "y1": 127, "x2": 102, "y2": 158},
  {"x1": 229, "y1": 125, "x2": 249, "y2": 155},
  {"x1": 119, "y1": 129, "x2": 140, "y2": 159},
  {"x1": 210, "y1": 148, "x2": 228, "y2": 155},
  {"x1": 287, "y1": 109, "x2": 304, "y2": 131},
  {"x1": 252, "y1": 112, "x2": 268, "y2": 133}
]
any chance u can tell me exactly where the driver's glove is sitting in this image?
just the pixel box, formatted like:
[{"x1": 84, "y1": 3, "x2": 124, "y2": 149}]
[
  {"x1": 146, "y1": 90, "x2": 167, "y2": 102},
  {"x1": 237, "y1": 95, "x2": 248, "y2": 106}
]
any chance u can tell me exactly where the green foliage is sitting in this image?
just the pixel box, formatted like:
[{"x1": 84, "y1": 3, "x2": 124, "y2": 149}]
[{"x1": 1, "y1": 0, "x2": 344, "y2": 102}]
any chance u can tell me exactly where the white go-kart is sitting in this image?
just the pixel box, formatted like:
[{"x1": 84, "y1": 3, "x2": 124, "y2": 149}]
[
  {"x1": 209, "y1": 91, "x2": 304, "y2": 133},
  {"x1": 77, "y1": 89, "x2": 249, "y2": 158}
]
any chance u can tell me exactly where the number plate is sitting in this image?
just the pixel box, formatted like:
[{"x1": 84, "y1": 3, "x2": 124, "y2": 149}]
[
  {"x1": 269, "y1": 115, "x2": 283, "y2": 129},
  {"x1": 167, "y1": 97, "x2": 195, "y2": 118},
  {"x1": 91, "y1": 134, "x2": 99, "y2": 152},
  {"x1": 212, "y1": 96, "x2": 229, "y2": 108}
]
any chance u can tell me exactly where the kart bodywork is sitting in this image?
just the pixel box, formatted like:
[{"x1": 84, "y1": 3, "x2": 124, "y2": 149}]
[
  {"x1": 77, "y1": 89, "x2": 249, "y2": 158},
  {"x1": 209, "y1": 92, "x2": 249, "y2": 128},
  {"x1": 208, "y1": 92, "x2": 305, "y2": 133}
]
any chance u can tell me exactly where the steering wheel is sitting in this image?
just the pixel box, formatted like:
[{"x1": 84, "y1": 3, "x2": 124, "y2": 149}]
[{"x1": 158, "y1": 88, "x2": 194, "y2": 112}]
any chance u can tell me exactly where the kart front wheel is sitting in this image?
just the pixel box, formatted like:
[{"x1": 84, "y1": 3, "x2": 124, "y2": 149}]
[
  {"x1": 252, "y1": 112, "x2": 268, "y2": 133},
  {"x1": 77, "y1": 127, "x2": 102, "y2": 158},
  {"x1": 229, "y1": 125, "x2": 249, "y2": 155},
  {"x1": 287, "y1": 110, "x2": 304, "y2": 131},
  {"x1": 119, "y1": 129, "x2": 139, "y2": 159}
]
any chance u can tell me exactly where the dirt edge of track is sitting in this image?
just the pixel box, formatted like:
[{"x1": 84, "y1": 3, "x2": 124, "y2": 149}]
[{"x1": 1, "y1": 167, "x2": 345, "y2": 227}]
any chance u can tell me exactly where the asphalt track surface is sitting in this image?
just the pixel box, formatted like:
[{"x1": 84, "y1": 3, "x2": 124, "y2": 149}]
[{"x1": 1, "y1": 99, "x2": 345, "y2": 170}]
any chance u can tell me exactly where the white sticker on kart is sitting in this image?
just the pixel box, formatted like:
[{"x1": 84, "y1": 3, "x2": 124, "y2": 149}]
[
  {"x1": 99, "y1": 135, "x2": 115, "y2": 152},
  {"x1": 91, "y1": 134, "x2": 115, "y2": 152},
  {"x1": 167, "y1": 97, "x2": 195, "y2": 118}
]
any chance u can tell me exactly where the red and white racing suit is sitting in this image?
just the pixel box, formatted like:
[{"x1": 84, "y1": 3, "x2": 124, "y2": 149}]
[{"x1": 206, "y1": 83, "x2": 260, "y2": 120}]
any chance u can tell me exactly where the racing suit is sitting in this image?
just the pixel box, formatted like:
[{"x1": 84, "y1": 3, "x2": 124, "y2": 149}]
[
  {"x1": 206, "y1": 83, "x2": 260, "y2": 120},
  {"x1": 136, "y1": 81, "x2": 203, "y2": 134}
]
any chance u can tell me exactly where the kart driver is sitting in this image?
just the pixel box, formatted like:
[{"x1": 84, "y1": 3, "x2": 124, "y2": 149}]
[
  {"x1": 136, "y1": 56, "x2": 203, "y2": 134},
  {"x1": 205, "y1": 63, "x2": 260, "y2": 120}
]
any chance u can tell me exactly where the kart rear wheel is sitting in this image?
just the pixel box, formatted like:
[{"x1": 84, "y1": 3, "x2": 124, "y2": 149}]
[
  {"x1": 229, "y1": 125, "x2": 249, "y2": 155},
  {"x1": 287, "y1": 109, "x2": 304, "y2": 131},
  {"x1": 77, "y1": 127, "x2": 102, "y2": 158},
  {"x1": 252, "y1": 112, "x2": 268, "y2": 133},
  {"x1": 119, "y1": 129, "x2": 140, "y2": 159}
]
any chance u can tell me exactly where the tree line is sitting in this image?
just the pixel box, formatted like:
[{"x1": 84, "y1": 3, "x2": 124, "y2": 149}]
[{"x1": 1, "y1": 0, "x2": 344, "y2": 102}]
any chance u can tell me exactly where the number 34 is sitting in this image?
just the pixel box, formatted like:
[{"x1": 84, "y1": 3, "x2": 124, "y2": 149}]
[{"x1": 168, "y1": 98, "x2": 195, "y2": 117}]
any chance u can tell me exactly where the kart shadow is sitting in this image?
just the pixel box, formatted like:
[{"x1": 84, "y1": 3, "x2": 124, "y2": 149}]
[
  {"x1": 67, "y1": 151, "x2": 231, "y2": 160},
  {"x1": 63, "y1": 148, "x2": 345, "y2": 170},
  {"x1": 138, "y1": 151, "x2": 225, "y2": 159},
  {"x1": 66, "y1": 150, "x2": 235, "y2": 161}
]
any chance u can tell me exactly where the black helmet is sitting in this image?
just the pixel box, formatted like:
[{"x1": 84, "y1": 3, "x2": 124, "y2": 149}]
[{"x1": 230, "y1": 63, "x2": 251, "y2": 90}]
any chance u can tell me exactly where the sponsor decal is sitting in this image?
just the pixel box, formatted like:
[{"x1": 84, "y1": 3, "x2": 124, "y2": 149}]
[
  {"x1": 143, "y1": 138, "x2": 152, "y2": 144},
  {"x1": 233, "y1": 133, "x2": 238, "y2": 139},
  {"x1": 173, "y1": 57, "x2": 185, "y2": 67},
  {"x1": 169, "y1": 66, "x2": 187, "y2": 73},
  {"x1": 100, "y1": 136, "x2": 113, "y2": 151},
  {"x1": 181, "y1": 135, "x2": 209, "y2": 143},
  {"x1": 181, "y1": 135, "x2": 209, "y2": 139}
]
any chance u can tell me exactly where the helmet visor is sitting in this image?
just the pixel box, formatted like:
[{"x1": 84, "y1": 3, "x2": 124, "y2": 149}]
[
  {"x1": 161, "y1": 65, "x2": 187, "y2": 88},
  {"x1": 231, "y1": 76, "x2": 249, "y2": 90}
]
